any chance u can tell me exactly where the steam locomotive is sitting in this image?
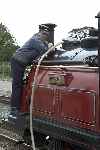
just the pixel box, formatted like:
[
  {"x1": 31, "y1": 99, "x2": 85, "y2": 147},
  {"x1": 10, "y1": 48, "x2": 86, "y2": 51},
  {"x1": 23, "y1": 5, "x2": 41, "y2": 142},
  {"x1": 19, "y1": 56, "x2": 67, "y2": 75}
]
[{"x1": 8, "y1": 12, "x2": 100, "y2": 150}]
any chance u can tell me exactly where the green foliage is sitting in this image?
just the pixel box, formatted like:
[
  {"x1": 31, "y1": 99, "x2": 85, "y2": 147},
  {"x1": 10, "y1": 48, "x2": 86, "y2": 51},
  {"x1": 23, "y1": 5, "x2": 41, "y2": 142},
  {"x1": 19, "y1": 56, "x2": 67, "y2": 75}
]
[
  {"x1": 0, "y1": 61, "x2": 11, "y2": 79},
  {"x1": 0, "y1": 22, "x2": 20, "y2": 62}
]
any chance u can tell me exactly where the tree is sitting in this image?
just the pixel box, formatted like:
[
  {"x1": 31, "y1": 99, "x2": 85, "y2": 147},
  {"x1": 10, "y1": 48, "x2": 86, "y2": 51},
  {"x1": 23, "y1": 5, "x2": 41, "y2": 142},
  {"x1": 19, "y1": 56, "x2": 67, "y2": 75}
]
[
  {"x1": 62, "y1": 26, "x2": 97, "y2": 50},
  {"x1": 0, "y1": 22, "x2": 19, "y2": 62},
  {"x1": 68, "y1": 26, "x2": 96, "y2": 40}
]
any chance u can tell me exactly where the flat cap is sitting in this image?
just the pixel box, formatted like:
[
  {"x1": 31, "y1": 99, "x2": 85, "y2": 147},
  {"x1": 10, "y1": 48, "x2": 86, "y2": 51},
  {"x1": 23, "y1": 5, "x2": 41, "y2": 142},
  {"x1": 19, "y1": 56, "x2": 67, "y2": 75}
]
[
  {"x1": 95, "y1": 11, "x2": 100, "y2": 18},
  {"x1": 39, "y1": 23, "x2": 57, "y2": 32}
]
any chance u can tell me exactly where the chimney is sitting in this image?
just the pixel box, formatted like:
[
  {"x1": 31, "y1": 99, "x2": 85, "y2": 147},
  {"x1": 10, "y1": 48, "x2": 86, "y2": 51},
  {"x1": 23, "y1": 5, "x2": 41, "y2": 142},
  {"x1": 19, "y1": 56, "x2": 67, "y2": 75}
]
[
  {"x1": 95, "y1": 12, "x2": 100, "y2": 94},
  {"x1": 95, "y1": 12, "x2": 100, "y2": 48}
]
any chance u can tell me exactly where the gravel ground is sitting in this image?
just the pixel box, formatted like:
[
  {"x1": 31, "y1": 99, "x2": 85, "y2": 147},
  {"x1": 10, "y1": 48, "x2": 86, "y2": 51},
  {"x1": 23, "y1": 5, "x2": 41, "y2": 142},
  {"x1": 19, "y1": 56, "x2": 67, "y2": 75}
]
[
  {"x1": 0, "y1": 80, "x2": 12, "y2": 97},
  {"x1": 0, "y1": 80, "x2": 11, "y2": 120},
  {"x1": 0, "y1": 80, "x2": 12, "y2": 150},
  {"x1": 0, "y1": 135, "x2": 32, "y2": 150}
]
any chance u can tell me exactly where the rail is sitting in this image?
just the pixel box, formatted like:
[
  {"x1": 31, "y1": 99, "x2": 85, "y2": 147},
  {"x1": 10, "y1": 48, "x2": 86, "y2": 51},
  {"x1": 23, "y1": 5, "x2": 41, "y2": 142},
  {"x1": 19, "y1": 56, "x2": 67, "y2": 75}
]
[{"x1": 0, "y1": 132, "x2": 33, "y2": 150}]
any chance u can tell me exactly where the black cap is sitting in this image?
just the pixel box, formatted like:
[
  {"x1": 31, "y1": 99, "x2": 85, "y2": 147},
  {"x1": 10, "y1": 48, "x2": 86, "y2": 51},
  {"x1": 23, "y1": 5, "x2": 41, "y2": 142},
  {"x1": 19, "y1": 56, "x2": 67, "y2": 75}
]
[
  {"x1": 95, "y1": 11, "x2": 100, "y2": 18},
  {"x1": 39, "y1": 23, "x2": 57, "y2": 32},
  {"x1": 39, "y1": 23, "x2": 57, "y2": 44}
]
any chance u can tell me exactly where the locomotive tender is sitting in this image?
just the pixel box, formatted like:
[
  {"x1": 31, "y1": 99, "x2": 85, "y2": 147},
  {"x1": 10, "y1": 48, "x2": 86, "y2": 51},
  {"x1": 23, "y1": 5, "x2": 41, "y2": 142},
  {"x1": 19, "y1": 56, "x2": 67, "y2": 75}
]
[{"x1": 8, "y1": 13, "x2": 100, "y2": 150}]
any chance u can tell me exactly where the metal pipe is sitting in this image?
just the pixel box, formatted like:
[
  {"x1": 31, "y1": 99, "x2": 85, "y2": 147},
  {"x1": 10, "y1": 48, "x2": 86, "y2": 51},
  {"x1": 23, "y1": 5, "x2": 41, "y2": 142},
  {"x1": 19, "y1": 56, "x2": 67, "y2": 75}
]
[
  {"x1": 95, "y1": 12, "x2": 100, "y2": 108},
  {"x1": 95, "y1": 11, "x2": 100, "y2": 59}
]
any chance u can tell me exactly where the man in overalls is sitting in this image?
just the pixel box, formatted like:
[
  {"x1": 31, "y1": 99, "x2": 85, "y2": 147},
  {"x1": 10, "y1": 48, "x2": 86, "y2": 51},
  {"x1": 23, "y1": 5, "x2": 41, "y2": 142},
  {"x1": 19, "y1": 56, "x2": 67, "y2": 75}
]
[{"x1": 10, "y1": 24, "x2": 51, "y2": 117}]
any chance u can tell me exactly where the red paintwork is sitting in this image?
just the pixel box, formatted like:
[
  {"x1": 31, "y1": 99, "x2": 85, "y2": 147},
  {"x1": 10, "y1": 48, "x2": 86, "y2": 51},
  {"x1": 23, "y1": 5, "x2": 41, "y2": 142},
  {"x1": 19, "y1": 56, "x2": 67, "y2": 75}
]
[{"x1": 20, "y1": 65, "x2": 99, "y2": 133}]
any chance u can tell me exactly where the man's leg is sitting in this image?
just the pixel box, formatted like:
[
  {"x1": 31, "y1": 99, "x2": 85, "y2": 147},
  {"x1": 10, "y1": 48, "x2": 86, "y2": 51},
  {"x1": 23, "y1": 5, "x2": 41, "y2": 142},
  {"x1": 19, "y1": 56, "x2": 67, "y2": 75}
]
[{"x1": 11, "y1": 58, "x2": 25, "y2": 115}]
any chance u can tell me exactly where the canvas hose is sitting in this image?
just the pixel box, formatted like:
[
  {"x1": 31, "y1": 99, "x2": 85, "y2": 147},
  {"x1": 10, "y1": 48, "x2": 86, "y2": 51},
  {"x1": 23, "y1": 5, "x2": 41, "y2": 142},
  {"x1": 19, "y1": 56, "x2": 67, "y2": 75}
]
[{"x1": 30, "y1": 41, "x2": 64, "y2": 150}]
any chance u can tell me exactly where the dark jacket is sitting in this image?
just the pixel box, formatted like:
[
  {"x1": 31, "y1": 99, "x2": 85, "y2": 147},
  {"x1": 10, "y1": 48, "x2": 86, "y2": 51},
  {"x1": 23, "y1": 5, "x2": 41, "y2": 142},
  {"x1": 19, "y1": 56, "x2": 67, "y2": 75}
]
[{"x1": 12, "y1": 33, "x2": 48, "y2": 65}]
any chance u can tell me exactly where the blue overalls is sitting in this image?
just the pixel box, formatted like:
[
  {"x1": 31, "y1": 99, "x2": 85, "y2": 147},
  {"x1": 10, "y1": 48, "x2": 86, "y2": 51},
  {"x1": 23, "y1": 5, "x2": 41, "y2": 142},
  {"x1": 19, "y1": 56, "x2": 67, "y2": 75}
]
[{"x1": 10, "y1": 34, "x2": 48, "y2": 115}]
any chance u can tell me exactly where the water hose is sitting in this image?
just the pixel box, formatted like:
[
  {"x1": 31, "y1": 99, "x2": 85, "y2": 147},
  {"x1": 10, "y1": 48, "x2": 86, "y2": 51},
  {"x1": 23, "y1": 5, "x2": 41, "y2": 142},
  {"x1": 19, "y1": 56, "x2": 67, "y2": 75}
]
[{"x1": 30, "y1": 41, "x2": 64, "y2": 150}]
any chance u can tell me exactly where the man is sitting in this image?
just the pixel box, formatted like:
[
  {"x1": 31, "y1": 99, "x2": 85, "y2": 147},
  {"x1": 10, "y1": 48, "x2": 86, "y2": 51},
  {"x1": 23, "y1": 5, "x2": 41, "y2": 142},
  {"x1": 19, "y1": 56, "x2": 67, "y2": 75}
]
[{"x1": 10, "y1": 25, "x2": 50, "y2": 116}]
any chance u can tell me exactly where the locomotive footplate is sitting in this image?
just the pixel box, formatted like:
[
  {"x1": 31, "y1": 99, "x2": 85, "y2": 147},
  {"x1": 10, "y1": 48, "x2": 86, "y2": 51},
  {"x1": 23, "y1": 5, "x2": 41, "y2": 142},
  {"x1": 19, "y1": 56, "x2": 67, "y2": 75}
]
[{"x1": 24, "y1": 115, "x2": 100, "y2": 149}]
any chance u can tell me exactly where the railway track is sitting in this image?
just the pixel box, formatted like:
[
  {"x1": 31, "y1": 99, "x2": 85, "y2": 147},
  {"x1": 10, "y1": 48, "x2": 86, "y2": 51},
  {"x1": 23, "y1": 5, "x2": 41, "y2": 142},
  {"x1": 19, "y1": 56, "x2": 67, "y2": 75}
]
[
  {"x1": 0, "y1": 119, "x2": 32, "y2": 150},
  {"x1": 0, "y1": 96, "x2": 10, "y2": 104},
  {"x1": 0, "y1": 96, "x2": 47, "y2": 150},
  {"x1": 0, "y1": 132, "x2": 33, "y2": 150},
  {"x1": 0, "y1": 120, "x2": 32, "y2": 150},
  {"x1": 0, "y1": 121, "x2": 48, "y2": 150}
]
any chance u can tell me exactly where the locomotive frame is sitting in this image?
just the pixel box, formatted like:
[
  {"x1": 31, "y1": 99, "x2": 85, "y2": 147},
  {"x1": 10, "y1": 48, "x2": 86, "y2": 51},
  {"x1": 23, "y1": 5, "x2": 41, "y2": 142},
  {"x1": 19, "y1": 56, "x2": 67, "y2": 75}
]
[{"x1": 8, "y1": 13, "x2": 100, "y2": 150}]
